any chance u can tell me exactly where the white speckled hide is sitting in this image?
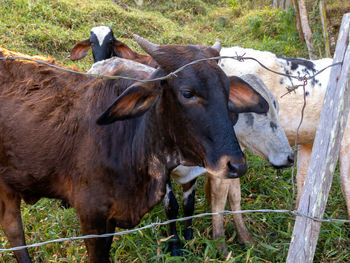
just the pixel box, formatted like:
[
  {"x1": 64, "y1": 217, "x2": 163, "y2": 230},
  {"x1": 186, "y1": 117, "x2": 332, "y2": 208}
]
[{"x1": 220, "y1": 47, "x2": 350, "y2": 220}]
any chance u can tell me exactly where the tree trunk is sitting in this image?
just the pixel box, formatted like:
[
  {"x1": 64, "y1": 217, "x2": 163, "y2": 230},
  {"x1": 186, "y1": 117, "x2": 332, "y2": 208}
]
[
  {"x1": 292, "y1": 0, "x2": 305, "y2": 43},
  {"x1": 279, "y1": 0, "x2": 285, "y2": 9},
  {"x1": 319, "y1": 0, "x2": 331, "y2": 57},
  {"x1": 273, "y1": 0, "x2": 278, "y2": 8},
  {"x1": 274, "y1": 0, "x2": 291, "y2": 9},
  {"x1": 134, "y1": 0, "x2": 143, "y2": 6},
  {"x1": 298, "y1": 0, "x2": 316, "y2": 59},
  {"x1": 285, "y1": 0, "x2": 291, "y2": 9}
]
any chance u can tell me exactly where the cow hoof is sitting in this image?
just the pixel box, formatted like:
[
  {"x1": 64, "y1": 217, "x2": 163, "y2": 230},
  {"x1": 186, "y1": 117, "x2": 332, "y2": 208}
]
[
  {"x1": 60, "y1": 200, "x2": 71, "y2": 209},
  {"x1": 167, "y1": 238, "x2": 182, "y2": 256},
  {"x1": 168, "y1": 243, "x2": 182, "y2": 256},
  {"x1": 183, "y1": 228, "x2": 193, "y2": 240},
  {"x1": 237, "y1": 233, "x2": 253, "y2": 245},
  {"x1": 238, "y1": 234, "x2": 257, "y2": 247},
  {"x1": 215, "y1": 242, "x2": 227, "y2": 253},
  {"x1": 170, "y1": 248, "x2": 183, "y2": 257}
]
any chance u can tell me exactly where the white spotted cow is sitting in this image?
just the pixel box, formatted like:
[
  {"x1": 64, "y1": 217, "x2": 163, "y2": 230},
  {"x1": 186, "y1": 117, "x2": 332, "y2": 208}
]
[{"x1": 219, "y1": 47, "x2": 348, "y2": 216}]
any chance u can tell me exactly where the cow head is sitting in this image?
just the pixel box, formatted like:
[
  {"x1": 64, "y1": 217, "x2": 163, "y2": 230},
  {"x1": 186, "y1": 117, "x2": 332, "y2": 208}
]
[
  {"x1": 233, "y1": 74, "x2": 294, "y2": 168},
  {"x1": 70, "y1": 26, "x2": 135, "y2": 63},
  {"x1": 96, "y1": 35, "x2": 268, "y2": 179}
]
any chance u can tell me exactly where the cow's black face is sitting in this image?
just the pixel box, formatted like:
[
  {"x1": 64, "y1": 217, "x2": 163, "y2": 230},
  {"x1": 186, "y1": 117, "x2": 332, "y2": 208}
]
[
  {"x1": 97, "y1": 37, "x2": 268, "y2": 179},
  {"x1": 161, "y1": 60, "x2": 247, "y2": 179},
  {"x1": 70, "y1": 26, "x2": 118, "y2": 63},
  {"x1": 90, "y1": 26, "x2": 116, "y2": 63}
]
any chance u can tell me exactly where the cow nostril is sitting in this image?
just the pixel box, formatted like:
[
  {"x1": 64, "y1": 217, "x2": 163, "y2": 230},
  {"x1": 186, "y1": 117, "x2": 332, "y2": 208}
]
[
  {"x1": 227, "y1": 161, "x2": 236, "y2": 172},
  {"x1": 227, "y1": 161, "x2": 247, "y2": 178}
]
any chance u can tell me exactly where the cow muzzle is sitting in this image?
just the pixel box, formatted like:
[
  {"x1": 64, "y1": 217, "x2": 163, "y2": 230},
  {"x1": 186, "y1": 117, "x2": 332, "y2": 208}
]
[
  {"x1": 226, "y1": 160, "x2": 247, "y2": 178},
  {"x1": 206, "y1": 155, "x2": 247, "y2": 179}
]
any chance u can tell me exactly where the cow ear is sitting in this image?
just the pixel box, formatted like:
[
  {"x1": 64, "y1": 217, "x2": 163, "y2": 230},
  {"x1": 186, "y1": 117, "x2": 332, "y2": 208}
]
[
  {"x1": 228, "y1": 76, "x2": 269, "y2": 114},
  {"x1": 70, "y1": 39, "x2": 91, "y2": 61},
  {"x1": 96, "y1": 83, "x2": 160, "y2": 125},
  {"x1": 113, "y1": 41, "x2": 138, "y2": 59}
]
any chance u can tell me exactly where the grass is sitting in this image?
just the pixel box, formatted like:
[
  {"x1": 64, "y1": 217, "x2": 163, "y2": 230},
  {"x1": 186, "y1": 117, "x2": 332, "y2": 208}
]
[
  {"x1": 1, "y1": 155, "x2": 349, "y2": 262},
  {"x1": 0, "y1": 0, "x2": 350, "y2": 262}
]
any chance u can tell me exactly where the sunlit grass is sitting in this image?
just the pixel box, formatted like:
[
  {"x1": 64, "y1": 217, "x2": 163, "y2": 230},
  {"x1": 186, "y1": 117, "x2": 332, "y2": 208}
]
[{"x1": 1, "y1": 153, "x2": 349, "y2": 262}]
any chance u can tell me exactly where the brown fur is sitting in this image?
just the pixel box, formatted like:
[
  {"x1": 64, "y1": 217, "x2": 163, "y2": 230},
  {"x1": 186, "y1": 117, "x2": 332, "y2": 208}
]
[
  {"x1": 0, "y1": 48, "x2": 167, "y2": 262},
  {"x1": 204, "y1": 176, "x2": 212, "y2": 205},
  {"x1": 0, "y1": 44, "x2": 247, "y2": 262}
]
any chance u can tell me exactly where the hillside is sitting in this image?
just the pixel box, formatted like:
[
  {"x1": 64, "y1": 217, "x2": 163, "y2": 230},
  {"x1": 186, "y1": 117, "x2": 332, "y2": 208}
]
[
  {"x1": 1, "y1": 0, "x2": 348, "y2": 67},
  {"x1": 0, "y1": 1, "x2": 316, "y2": 66}
]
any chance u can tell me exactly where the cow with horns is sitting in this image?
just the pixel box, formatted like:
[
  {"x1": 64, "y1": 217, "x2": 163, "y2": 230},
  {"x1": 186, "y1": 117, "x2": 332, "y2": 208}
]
[
  {"x1": 0, "y1": 35, "x2": 268, "y2": 262},
  {"x1": 70, "y1": 26, "x2": 157, "y2": 67},
  {"x1": 83, "y1": 30, "x2": 294, "y2": 254},
  {"x1": 80, "y1": 31, "x2": 336, "y2": 216}
]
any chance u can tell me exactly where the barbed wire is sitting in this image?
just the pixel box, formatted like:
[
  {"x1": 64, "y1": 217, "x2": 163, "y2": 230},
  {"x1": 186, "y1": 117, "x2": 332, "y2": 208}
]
[
  {"x1": 1, "y1": 208, "x2": 349, "y2": 253},
  {"x1": 0, "y1": 52, "x2": 344, "y2": 256},
  {"x1": 0, "y1": 55, "x2": 341, "y2": 88}
]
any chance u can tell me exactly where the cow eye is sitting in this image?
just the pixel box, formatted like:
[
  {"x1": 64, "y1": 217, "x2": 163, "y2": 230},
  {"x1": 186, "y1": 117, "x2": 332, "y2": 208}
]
[{"x1": 181, "y1": 90, "x2": 194, "y2": 99}]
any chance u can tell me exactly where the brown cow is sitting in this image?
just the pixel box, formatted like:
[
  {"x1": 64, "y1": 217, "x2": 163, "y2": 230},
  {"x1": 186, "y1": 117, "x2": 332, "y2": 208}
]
[
  {"x1": 90, "y1": 57, "x2": 293, "y2": 255},
  {"x1": 0, "y1": 35, "x2": 268, "y2": 263}
]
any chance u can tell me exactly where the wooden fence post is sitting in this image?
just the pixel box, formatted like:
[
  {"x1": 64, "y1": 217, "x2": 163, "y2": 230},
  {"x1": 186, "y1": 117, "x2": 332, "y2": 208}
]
[{"x1": 286, "y1": 13, "x2": 350, "y2": 263}]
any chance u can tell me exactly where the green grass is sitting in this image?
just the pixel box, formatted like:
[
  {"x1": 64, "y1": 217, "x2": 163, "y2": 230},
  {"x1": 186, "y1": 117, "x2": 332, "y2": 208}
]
[
  {"x1": 1, "y1": 0, "x2": 350, "y2": 262},
  {"x1": 0, "y1": 0, "x2": 309, "y2": 65},
  {"x1": 1, "y1": 154, "x2": 349, "y2": 262}
]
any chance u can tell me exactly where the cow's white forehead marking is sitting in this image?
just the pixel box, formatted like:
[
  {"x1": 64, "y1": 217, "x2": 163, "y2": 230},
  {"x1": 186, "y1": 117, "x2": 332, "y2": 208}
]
[{"x1": 91, "y1": 26, "x2": 112, "y2": 46}]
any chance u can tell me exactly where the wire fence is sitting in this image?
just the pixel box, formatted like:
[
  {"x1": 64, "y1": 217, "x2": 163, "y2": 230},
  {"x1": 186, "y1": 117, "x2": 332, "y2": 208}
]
[
  {"x1": 1, "y1": 208, "x2": 349, "y2": 253},
  {"x1": 0, "y1": 54, "x2": 341, "y2": 86},
  {"x1": 0, "y1": 53, "x2": 344, "y2": 254}
]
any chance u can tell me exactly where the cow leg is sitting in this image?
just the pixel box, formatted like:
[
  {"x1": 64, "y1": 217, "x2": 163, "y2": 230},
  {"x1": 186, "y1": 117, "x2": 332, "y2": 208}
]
[
  {"x1": 163, "y1": 180, "x2": 182, "y2": 256},
  {"x1": 0, "y1": 183, "x2": 31, "y2": 263},
  {"x1": 227, "y1": 178, "x2": 252, "y2": 244},
  {"x1": 295, "y1": 144, "x2": 313, "y2": 208},
  {"x1": 79, "y1": 214, "x2": 115, "y2": 263},
  {"x1": 182, "y1": 178, "x2": 197, "y2": 240},
  {"x1": 208, "y1": 177, "x2": 230, "y2": 251}
]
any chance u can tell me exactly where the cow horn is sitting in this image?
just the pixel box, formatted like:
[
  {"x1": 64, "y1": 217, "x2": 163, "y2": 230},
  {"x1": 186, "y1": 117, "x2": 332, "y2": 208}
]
[
  {"x1": 133, "y1": 34, "x2": 159, "y2": 56},
  {"x1": 212, "y1": 39, "x2": 221, "y2": 52}
]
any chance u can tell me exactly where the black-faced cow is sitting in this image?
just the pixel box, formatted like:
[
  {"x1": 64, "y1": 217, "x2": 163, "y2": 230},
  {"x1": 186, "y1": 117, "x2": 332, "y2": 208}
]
[
  {"x1": 167, "y1": 74, "x2": 294, "y2": 254},
  {"x1": 0, "y1": 36, "x2": 268, "y2": 262},
  {"x1": 87, "y1": 56, "x2": 293, "y2": 255},
  {"x1": 70, "y1": 26, "x2": 157, "y2": 67}
]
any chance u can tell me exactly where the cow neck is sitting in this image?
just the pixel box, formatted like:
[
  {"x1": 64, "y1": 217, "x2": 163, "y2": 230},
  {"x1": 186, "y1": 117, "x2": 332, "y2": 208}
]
[{"x1": 83, "y1": 84, "x2": 172, "y2": 225}]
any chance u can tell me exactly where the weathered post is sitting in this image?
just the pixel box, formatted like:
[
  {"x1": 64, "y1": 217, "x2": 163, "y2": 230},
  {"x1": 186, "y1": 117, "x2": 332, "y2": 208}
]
[{"x1": 286, "y1": 13, "x2": 350, "y2": 263}]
